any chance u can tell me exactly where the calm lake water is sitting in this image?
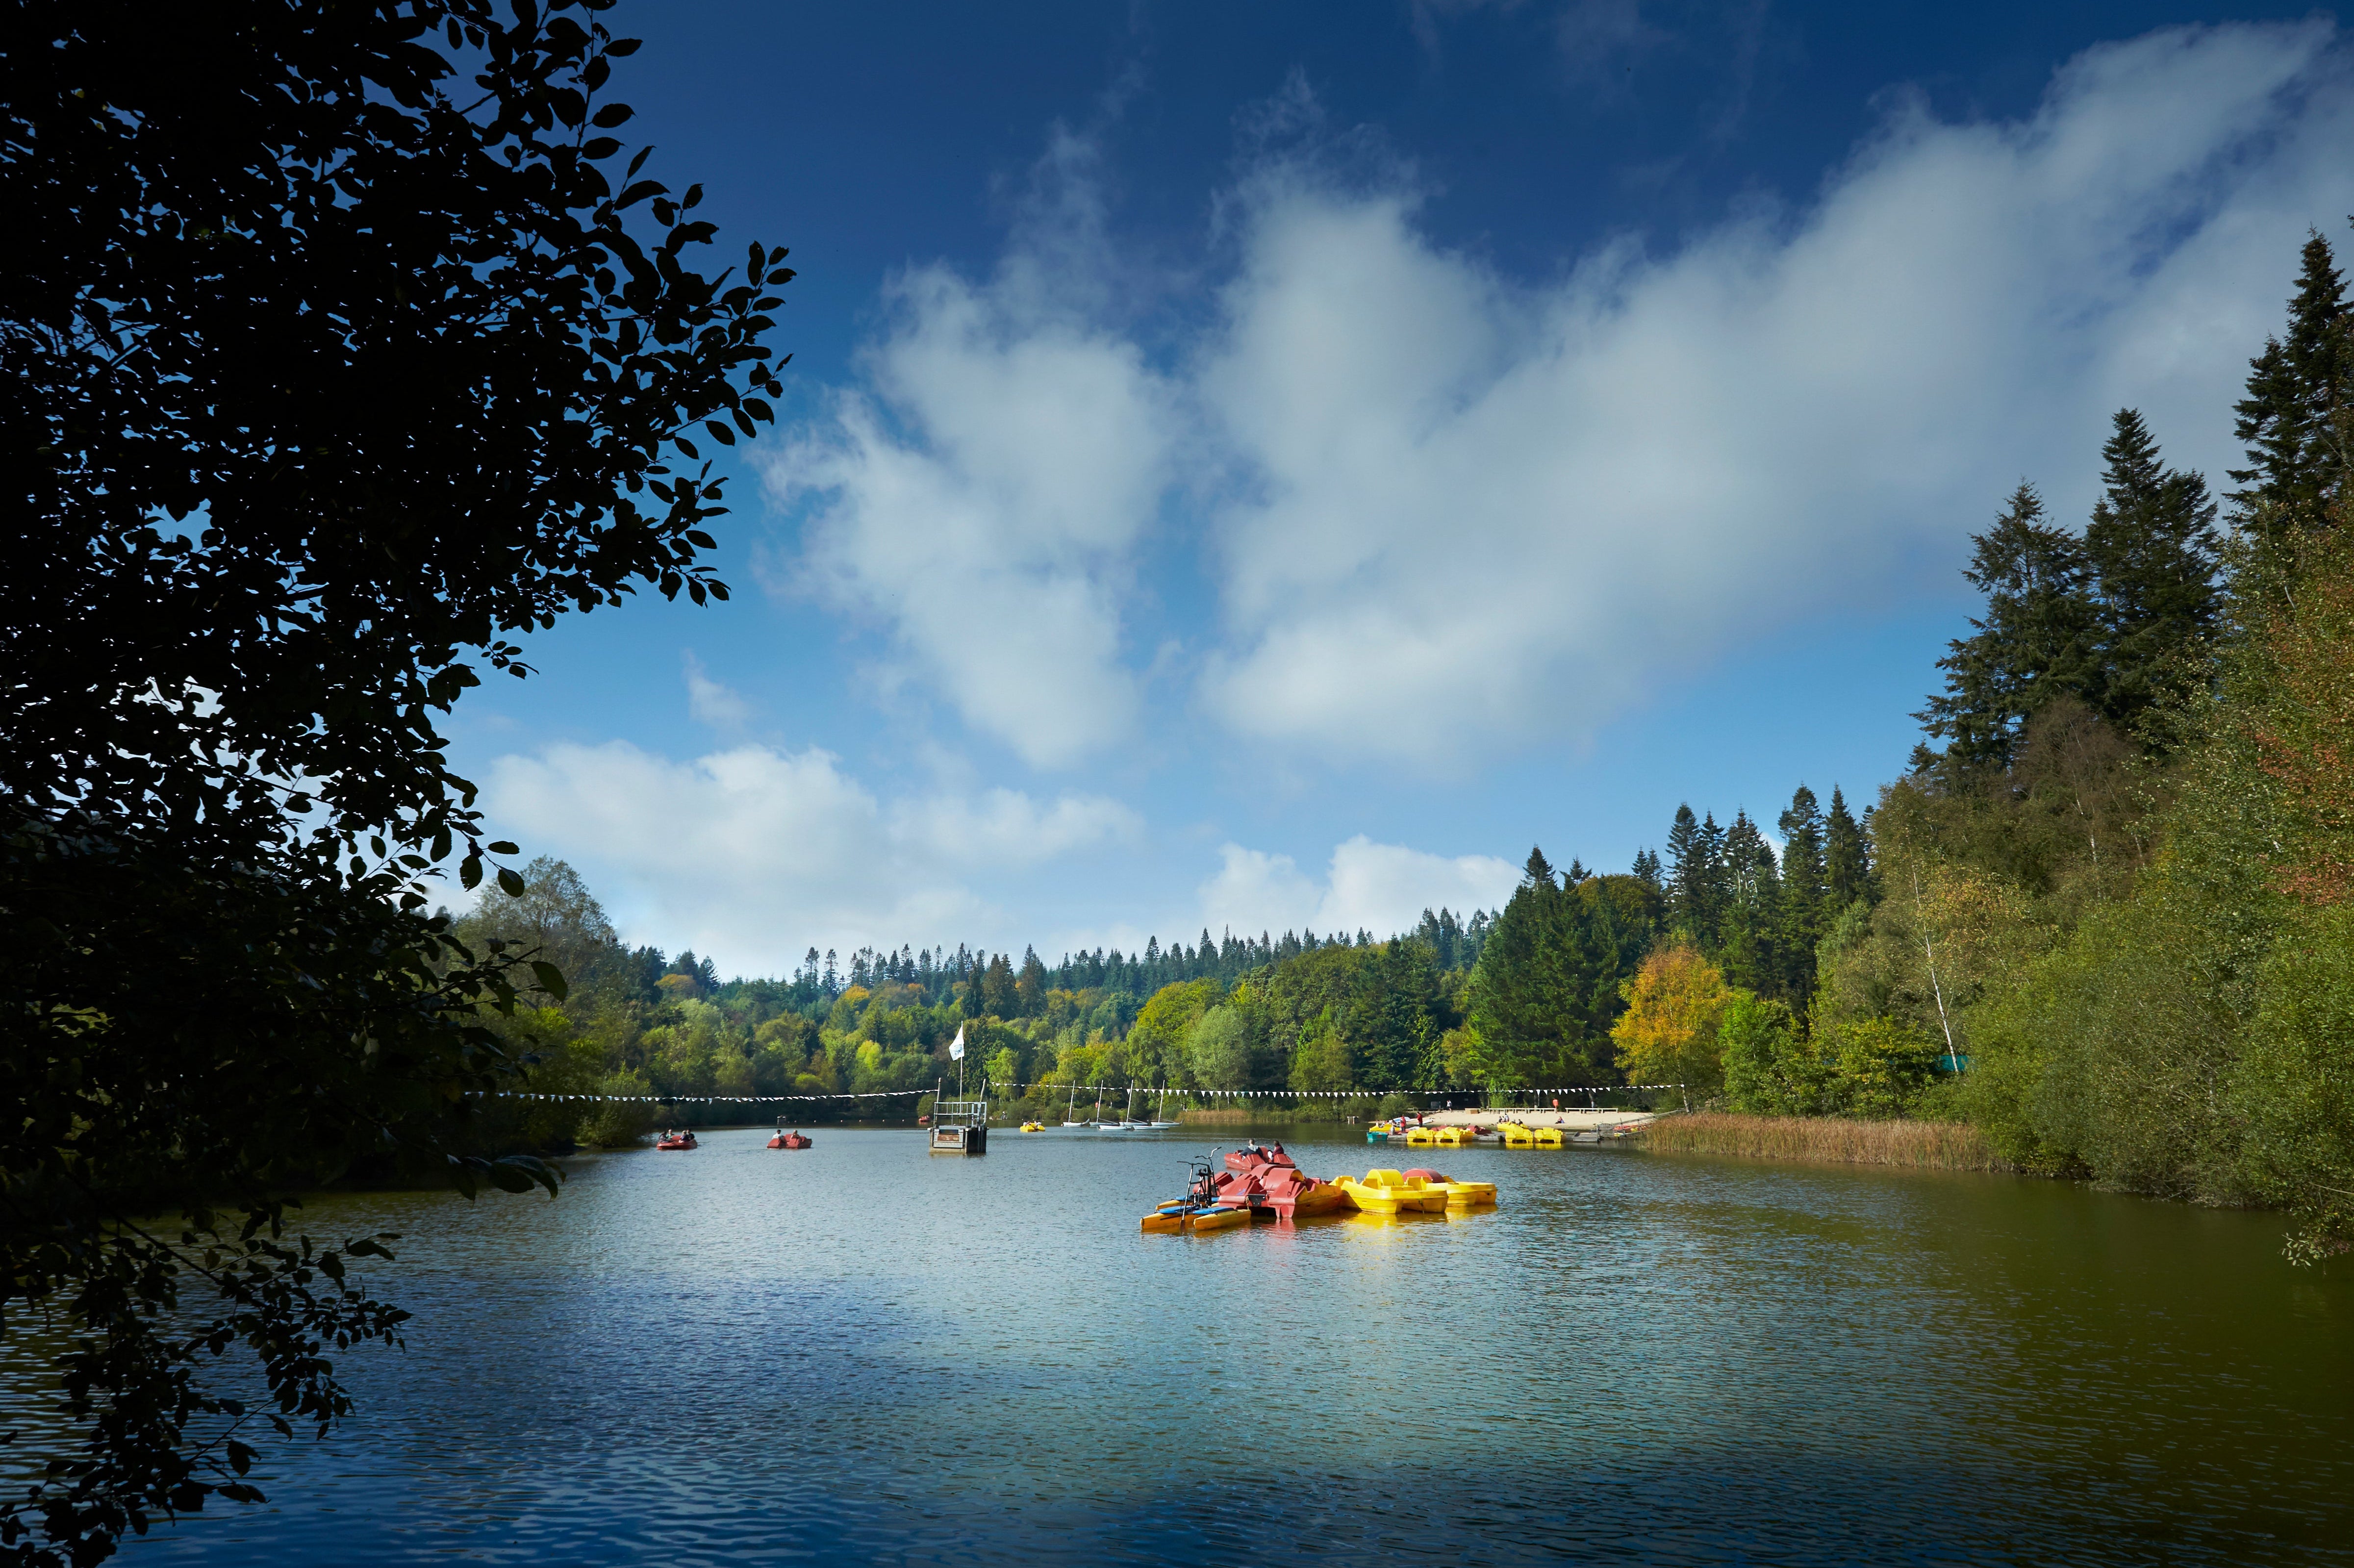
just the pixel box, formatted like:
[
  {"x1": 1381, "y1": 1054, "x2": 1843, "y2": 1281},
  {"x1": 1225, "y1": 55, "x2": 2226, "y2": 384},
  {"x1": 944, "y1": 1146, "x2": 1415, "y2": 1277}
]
[{"x1": 92, "y1": 1126, "x2": 2354, "y2": 1565}]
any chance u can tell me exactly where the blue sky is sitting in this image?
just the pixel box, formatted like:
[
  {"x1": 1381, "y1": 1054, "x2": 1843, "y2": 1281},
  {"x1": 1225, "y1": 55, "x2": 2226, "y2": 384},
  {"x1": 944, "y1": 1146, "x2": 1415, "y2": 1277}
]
[{"x1": 455, "y1": 0, "x2": 2354, "y2": 977}]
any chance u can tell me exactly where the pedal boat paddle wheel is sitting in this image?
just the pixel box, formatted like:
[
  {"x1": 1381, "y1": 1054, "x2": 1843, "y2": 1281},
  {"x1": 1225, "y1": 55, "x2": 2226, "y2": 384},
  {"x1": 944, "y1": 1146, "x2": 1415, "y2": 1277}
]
[{"x1": 1141, "y1": 1158, "x2": 1251, "y2": 1233}]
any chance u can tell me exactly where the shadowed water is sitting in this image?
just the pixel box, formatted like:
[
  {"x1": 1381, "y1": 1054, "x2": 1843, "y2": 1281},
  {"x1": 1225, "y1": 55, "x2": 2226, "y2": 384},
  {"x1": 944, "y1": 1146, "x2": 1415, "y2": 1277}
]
[{"x1": 69, "y1": 1126, "x2": 2354, "y2": 1564}]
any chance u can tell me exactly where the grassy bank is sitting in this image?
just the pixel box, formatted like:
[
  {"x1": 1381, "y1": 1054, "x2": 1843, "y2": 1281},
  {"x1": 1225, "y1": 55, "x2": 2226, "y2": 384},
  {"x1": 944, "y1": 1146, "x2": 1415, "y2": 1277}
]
[{"x1": 1637, "y1": 1112, "x2": 2013, "y2": 1172}]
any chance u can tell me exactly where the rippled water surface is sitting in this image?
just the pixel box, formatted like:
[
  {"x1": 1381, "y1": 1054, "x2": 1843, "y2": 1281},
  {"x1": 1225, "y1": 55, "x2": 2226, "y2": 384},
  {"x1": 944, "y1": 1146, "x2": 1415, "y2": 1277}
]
[{"x1": 82, "y1": 1127, "x2": 2354, "y2": 1565}]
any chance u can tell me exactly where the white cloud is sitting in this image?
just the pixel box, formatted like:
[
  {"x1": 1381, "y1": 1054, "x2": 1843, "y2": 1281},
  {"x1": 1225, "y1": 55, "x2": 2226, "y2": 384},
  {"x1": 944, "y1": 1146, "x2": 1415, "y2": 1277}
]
[
  {"x1": 1195, "y1": 835, "x2": 1520, "y2": 941},
  {"x1": 1196, "y1": 21, "x2": 2354, "y2": 759},
  {"x1": 682, "y1": 652, "x2": 751, "y2": 732},
  {"x1": 482, "y1": 739, "x2": 1139, "y2": 975},
  {"x1": 760, "y1": 133, "x2": 1177, "y2": 770},
  {"x1": 770, "y1": 20, "x2": 2354, "y2": 771}
]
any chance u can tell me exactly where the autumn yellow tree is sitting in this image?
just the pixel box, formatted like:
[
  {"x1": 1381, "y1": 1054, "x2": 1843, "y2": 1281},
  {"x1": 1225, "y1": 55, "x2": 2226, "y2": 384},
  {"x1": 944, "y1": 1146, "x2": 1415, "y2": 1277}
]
[{"x1": 1612, "y1": 944, "x2": 1734, "y2": 1103}]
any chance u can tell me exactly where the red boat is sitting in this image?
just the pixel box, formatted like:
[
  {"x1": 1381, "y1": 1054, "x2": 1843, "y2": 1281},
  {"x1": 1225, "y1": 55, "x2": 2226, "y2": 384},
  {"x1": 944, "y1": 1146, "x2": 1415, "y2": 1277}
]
[
  {"x1": 767, "y1": 1128, "x2": 813, "y2": 1149},
  {"x1": 1214, "y1": 1143, "x2": 1350, "y2": 1221},
  {"x1": 655, "y1": 1130, "x2": 698, "y2": 1151}
]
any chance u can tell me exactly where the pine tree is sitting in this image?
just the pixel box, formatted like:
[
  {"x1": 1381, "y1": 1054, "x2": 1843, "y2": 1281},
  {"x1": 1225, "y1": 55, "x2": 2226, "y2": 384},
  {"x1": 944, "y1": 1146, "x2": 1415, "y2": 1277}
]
[
  {"x1": 1521, "y1": 845, "x2": 1557, "y2": 891},
  {"x1": 1715, "y1": 811, "x2": 1779, "y2": 992},
  {"x1": 1631, "y1": 848, "x2": 1662, "y2": 890},
  {"x1": 2229, "y1": 228, "x2": 2349, "y2": 542},
  {"x1": 1464, "y1": 876, "x2": 1621, "y2": 1087},
  {"x1": 1775, "y1": 785, "x2": 1828, "y2": 999},
  {"x1": 1565, "y1": 857, "x2": 1590, "y2": 884},
  {"x1": 1824, "y1": 787, "x2": 1872, "y2": 910},
  {"x1": 1017, "y1": 945, "x2": 1048, "y2": 1016},
  {"x1": 1696, "y1": 812, "x2": 1729, "y2": 945},
  {"x1": 1918, "y1": 482, "x2": 2097, "y2": 770},
  {"x1": 1664, "y1": 806, "x2": 1712, "y2": 943},
  {"x1": 2083, "y1": 409, "x2": 2220, "y2": 736}
]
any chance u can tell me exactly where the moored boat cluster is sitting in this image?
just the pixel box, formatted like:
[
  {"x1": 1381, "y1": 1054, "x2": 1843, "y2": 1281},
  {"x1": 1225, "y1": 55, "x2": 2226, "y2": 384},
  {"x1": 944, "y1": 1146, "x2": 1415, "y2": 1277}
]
[{"x1": 1141, "y1": 1144, "x2": 1498, "y2": 1232}]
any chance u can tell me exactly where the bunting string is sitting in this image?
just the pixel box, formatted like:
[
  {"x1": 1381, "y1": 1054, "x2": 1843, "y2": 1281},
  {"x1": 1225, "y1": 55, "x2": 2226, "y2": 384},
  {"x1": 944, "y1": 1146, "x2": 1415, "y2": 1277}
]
[{"x1": 467, "y1": 1084, "x2": 1682, "y2": 1106}]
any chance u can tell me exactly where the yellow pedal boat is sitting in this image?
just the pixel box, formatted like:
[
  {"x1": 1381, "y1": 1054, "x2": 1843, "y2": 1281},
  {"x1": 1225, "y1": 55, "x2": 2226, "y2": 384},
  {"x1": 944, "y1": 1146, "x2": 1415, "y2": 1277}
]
[
  {"x1": 1533, "y1": 1126, "x2": 1564, "y2": 1147},
  {"x1": 1404, "y1": 1126, "x2": 1436, "y2": 1146},
  {"x1": 1020, "y1": 1121, "x2": 1045, "y2": 1132},
  {"x1": 1433, "y1": 1127, "x2": 1467, "y2": 1147},
  {"x1": 1141, "y1": 1204, "x2": 1252, "y2": 1234},
  {"x1": 1409, "y1": 1172, "x2": 1497, "y2": 1206},
  {"x1": 1500, "y1": 1123, "x2": 1535, "y2": 1147},
  {"x1": 1335, "y1": 1169, "x2": 1449, "y2": 1214}
]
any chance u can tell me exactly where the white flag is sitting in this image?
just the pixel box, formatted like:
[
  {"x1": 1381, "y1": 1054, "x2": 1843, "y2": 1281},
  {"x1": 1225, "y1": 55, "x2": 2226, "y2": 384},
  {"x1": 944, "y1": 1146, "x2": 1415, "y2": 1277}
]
[{"x1": 949, "y1": 1025, "x2": 965, "y2": 1061}]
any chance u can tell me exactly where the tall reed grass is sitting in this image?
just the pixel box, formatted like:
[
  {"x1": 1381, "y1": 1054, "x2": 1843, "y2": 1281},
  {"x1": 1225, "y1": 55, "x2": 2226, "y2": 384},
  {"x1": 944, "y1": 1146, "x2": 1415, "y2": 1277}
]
[{"x1": 1636, "y1": 1112, "x2": 2012, "y2": 1172}]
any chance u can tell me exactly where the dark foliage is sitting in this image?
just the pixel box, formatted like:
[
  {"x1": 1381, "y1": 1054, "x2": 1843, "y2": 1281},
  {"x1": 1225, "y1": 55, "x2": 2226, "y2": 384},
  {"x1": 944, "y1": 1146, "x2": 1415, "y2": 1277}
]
[{"x1": 0, "y1": 1, "x2": 787, "y2": 1560}]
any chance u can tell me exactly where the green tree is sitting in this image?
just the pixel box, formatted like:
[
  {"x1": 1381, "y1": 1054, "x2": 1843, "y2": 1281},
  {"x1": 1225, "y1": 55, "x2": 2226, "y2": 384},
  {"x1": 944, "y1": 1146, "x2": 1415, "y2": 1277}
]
[
  {"x1": 1775, "y1": 786, "x2": 1828, "y2": 1000},
  {"x1": 1289, "y1": 1008, "x2": 1355, "y2": 1094},
  {"x1": 2229, "y1": 228, "x2": 2349, "y2": 543},
  {"x1": 1463, "y1": 860, "x2": 1643, "y2": 1089},
  {"x1": 1715, "y1": 810, "x2": 1780, "y2": 994},
  {"x1": 0, "y1": 3, "x2": 788, "y2": 1559},
  {"x1": 1917, "y1": 482, "x2": 2098, "y2": 771},
  {"x1": 1824, "y1": 787, "x2": 1873, "y2": 910},
  {"x1": 1719, "y1": 994, "x2": 1822, "y2": 1114},
  {"x1": 2081, "y1": 408, "x2": 2220, "y2": 737}
]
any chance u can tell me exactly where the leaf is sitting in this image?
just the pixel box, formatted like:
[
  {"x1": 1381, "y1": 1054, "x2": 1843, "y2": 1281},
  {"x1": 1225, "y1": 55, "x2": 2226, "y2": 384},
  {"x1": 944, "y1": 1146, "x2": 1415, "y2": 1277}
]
[
  {"x1": 590, "y1": 102, "x2": 633, "y2": 128},
  {"x1": 460, "y1": 855, "x2": 483, "y2": 890},
  {"x1": 497, "y1": 867, "x2": 526, "y2": 897},
  {"x1": 486, "y1": 840, "x2": 519, "y2": 855},
  {"x1": 530, "y1": 961, "x2": 570, "y2": 999},
  {"x1": 704, "y1": 419, "x2": 735, "y2": 446},
  {"x1": 490, "y1": 1155, "x2": 563, "y2": 1197}
]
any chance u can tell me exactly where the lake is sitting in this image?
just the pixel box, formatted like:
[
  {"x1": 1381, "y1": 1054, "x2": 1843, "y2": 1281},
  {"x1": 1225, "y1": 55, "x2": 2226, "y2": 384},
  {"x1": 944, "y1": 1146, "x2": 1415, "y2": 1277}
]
[{"x1": 103, "y1": 1125, "x2": 2354, "y2": 1565}]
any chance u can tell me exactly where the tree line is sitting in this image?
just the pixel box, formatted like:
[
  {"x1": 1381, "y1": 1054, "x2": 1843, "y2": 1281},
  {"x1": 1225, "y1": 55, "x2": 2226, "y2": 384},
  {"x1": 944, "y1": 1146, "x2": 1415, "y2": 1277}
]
[{"x1": 1590, "y1": 226, "x2": 2354, "y2": 1265}]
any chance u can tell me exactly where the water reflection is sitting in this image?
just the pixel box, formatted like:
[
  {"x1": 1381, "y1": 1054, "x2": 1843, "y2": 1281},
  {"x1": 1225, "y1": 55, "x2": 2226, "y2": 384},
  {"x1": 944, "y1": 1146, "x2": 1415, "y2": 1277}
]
[{"x1": 67, "y1": 1126, "x2": 2354, "y2": 1566}]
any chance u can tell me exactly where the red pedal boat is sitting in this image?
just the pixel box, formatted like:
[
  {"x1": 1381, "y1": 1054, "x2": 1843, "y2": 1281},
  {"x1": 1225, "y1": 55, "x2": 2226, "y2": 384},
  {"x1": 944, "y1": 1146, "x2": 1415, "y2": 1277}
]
[
  {"x1": 767, "y1": 1125, "x2": 812, "y2": 1149},
  {"x1": 1215, "y1": 1143, "x2": 1350, "y2": 1220},
  {"x1": 655, "y1": 1130, "x2": 698, "y2": 1151}
]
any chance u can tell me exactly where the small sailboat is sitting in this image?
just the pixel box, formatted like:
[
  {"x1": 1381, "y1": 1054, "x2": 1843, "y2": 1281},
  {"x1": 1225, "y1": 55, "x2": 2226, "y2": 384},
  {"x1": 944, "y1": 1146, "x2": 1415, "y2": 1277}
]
[
  {"x1": 1062, "y1": 1083, "x2": 1085, "y2": 1128},
  {"x1": 1149, "y1": 1082, "x2": 1180, "y2": 1129},
  {"x1": 1098, "y1": 1084, "x2": 1141, "y2": 1131}
]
